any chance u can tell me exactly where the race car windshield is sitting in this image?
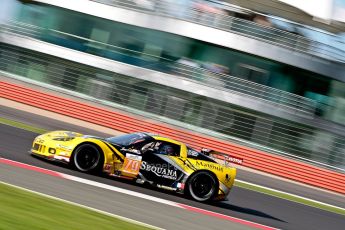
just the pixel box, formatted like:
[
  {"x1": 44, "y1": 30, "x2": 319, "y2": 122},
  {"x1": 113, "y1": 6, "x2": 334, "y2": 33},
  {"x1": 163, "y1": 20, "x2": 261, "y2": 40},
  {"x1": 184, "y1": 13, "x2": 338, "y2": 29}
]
[{"x1": 106, "y1": 133, "x2": 150, "y2": 147}]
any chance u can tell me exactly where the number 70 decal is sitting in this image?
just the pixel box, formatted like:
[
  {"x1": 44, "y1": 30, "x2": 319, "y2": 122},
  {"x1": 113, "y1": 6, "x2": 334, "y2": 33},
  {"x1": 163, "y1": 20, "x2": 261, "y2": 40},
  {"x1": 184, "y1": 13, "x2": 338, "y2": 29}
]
[{"x1": 122, "y1": 153, "x2": 142, "y2": 176}]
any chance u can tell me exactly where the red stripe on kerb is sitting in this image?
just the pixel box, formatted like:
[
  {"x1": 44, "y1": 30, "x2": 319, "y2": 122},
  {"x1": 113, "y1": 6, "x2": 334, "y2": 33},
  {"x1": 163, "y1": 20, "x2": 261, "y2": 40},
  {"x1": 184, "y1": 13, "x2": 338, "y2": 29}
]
[
  {"x1": 1, "y1": 157, "x2": 277, "y2": 229},
  {"x1": 178, "y1": 203, "x2": 278, "y2": 230},
  {"x1": 0, "y1": 158, "x2": 64, "y2": 178}
]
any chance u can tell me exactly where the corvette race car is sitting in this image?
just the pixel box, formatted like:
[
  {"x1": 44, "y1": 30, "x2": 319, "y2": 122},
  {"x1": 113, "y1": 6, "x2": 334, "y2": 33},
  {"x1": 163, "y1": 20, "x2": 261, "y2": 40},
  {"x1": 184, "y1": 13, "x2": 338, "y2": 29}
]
[{"x1": 30, "y1": 131, "x2": 242, "y2": 201}]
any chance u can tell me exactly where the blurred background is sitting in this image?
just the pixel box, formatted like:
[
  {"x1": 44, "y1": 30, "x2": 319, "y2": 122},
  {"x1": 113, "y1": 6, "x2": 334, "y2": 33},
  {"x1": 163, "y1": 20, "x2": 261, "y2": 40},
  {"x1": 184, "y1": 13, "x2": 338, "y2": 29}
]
[{"x1": 1, "y1": 0, "x2": 345, "y2": 172}]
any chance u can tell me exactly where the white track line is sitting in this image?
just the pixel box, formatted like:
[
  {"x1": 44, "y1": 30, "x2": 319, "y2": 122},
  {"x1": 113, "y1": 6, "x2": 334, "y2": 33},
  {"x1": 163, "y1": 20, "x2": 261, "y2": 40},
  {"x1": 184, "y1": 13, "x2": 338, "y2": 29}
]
[
  {"x1": 2, "y1": 157, "x2": 344, "y2": 213},
  {"x1": 0, "y1": 181, "x2": 164, "y2": 230},
  {"x1": 236, "y1": 179, "x2": 345, "y2": 212},
  {"x1": 0, "y1": 157, "x2": 277, "y2": 230},
  {"x1": 64, "y1": 174, "x2": 181, "y2": 207}
]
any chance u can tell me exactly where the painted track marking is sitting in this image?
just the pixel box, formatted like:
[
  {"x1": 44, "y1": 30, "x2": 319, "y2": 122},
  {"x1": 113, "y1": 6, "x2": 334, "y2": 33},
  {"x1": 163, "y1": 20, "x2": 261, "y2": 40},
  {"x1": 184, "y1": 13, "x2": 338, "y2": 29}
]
[
  {"x1": 236, "y1": 179, "x2": 345, "y2": 212},
  {"x1": 0, "y1": 157, "x2": 277, "y2": 230},
  {"x1": 0, "y1": 181, "x2": 164, "y2": 230}
]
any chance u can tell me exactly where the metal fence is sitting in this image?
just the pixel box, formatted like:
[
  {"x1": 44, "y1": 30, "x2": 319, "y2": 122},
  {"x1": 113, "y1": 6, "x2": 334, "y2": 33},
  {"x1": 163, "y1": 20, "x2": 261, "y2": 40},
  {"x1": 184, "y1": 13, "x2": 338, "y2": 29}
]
[
  {"x1": 1, "y1": 43, "x2": 344, "y2": 171},
  {"x1": 0, "y1": 22, "x2": 318, "y2": 116},
  {"x1": 92, "y1": 0, "x2": 345, "y2": 63}
]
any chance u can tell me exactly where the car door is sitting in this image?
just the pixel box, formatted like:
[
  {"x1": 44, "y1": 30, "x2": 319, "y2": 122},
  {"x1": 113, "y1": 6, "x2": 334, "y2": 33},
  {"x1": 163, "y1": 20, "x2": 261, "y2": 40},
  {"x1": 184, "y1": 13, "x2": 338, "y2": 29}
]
[{"x1": 139, "y1": 141, "x2": 185, "y2": 187}]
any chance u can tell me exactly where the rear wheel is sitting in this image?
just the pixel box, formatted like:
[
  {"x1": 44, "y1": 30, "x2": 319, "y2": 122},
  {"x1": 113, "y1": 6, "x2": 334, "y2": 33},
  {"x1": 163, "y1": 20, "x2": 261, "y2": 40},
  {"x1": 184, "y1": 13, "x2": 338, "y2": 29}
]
[
  {"x1": 187, "y1": 171, "x2": 218, "y2": 202},
  {"x1": 73, "y1": 144, "x2": 103, "y2": 173}
]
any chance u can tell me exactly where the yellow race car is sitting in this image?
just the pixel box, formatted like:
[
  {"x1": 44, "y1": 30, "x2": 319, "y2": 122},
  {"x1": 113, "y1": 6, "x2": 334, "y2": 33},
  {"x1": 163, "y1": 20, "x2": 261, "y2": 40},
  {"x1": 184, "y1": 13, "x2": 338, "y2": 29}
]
[{"x1": 30, "y1": 131, "x2": 241, "y2": 202}]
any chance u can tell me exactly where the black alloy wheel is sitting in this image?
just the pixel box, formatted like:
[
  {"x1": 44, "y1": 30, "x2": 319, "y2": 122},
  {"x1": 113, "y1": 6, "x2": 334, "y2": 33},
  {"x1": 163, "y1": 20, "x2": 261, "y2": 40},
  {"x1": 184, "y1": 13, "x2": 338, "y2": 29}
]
[
  {"x1": 188, "y1": 171, "x2": 217, "y2": 202},
  {"x1": 73, "y1": 144, "x2": 102, "y2": 173}
]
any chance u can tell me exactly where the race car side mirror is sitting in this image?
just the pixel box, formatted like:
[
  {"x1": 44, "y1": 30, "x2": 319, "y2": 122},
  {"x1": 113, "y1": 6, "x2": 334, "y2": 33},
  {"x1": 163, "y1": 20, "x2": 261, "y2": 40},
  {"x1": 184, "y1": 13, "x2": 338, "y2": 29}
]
[{"x1": 201, "y1": 148, "x2": 213, "y2": 155}]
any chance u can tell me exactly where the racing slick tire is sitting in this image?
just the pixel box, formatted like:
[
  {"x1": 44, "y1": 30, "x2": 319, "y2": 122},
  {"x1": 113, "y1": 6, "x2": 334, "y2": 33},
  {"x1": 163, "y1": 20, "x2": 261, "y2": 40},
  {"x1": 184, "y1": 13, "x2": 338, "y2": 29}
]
[
  {"x1": 187, "y1": 171, "x2": 218, "y2": 202},
  {"x1": 72, "y1": 143, "x2": 103, "y2": 173}
]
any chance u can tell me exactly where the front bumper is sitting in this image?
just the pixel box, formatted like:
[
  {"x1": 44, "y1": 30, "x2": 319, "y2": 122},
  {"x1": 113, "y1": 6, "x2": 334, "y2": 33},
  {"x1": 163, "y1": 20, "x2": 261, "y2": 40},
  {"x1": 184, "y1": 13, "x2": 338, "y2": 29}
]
[{"x1": 30, "y1": 150, "x2": 70, "y2": 164}]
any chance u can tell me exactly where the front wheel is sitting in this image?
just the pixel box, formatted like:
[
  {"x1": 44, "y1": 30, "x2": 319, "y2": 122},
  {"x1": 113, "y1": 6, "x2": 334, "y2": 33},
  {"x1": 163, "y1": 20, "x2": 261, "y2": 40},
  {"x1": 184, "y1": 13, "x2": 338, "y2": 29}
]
[
  {"x1": 73, "y1": 144, "x2": 103, "y2": 173},
  {"x1": 187, "y1": 171, "x2": 218, "y2": 202}
]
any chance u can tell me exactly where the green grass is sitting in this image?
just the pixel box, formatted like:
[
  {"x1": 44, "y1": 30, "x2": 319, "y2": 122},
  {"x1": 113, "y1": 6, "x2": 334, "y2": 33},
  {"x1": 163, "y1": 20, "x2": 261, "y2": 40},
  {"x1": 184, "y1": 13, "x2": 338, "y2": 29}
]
[
  {"x1": 0, "y1": 183, "x2": 151, "y2": 230},
  {"x1": 1, "y1": 116, "x2": 345, "y2": 217},
  {"x1": 0, "y1": 117, "x2": 47, "y2": 134},
  {"x1": 235, "y1": 181, "x2": 345, "y2": 216}
]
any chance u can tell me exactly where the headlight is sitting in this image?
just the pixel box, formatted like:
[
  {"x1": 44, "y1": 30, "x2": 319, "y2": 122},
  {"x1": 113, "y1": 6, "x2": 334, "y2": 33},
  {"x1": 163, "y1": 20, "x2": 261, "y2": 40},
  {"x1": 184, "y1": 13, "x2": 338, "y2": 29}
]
[{"x1": 48, "y1": 148, "x2": 56, "y2": 154}]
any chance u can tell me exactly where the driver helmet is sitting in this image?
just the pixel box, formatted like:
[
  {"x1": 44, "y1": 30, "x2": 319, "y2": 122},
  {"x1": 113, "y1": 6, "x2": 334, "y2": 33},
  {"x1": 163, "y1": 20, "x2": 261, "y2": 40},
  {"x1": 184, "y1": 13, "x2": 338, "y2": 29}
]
[{"x1": 159, "y1": 144, "x2": 175, "y2": 156}]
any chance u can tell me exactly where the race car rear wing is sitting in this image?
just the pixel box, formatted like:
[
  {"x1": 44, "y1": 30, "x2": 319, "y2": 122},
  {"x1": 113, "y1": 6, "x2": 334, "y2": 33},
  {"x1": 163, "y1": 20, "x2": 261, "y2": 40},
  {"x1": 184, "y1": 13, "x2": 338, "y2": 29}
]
[{"x1": 201, "y1": 148, "x2": 243, "y2": 166}]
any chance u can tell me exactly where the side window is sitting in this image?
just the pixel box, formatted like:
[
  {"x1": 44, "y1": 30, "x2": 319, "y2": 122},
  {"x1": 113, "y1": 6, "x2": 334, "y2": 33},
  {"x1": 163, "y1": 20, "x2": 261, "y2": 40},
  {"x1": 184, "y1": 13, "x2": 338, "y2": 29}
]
[
  {"x1": 156, "y1": 142, "x2": 181, "y2": 157},
  {"x1": 141, "y1": 141, "x2": 181, "y2": 156}
]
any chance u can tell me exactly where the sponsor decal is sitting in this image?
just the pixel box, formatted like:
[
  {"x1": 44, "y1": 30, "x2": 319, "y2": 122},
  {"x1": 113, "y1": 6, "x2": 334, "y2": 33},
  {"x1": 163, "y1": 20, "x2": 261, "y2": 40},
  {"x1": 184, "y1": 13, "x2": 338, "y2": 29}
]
[
  {"x1": 122, "y1": 154, "x2": 142, "y2": 175},
  {"x1": 141, "y1": 161, "x2": 177, "y2": 180},
  {"x1": 36, "y1": 138, "x2": 44, "y2": 144},
  {"x1": 196, "y1": 161, "x2": 223, "y2": 172},
  {"x1": 104, "y1": 163, "x2": 112, "y2": 172},
  {"x1": 177, "y1": 183, "x2": 185, "y2": 190},
  {"x1": 56, "y1": 144, "x2": 73, "y2": 151},
  {"x1": 226, "y1": 156, "x2": 243, "y2": 165},
  {"x1": 125, "y1": 153, "x2": 142, "y2": 161}
]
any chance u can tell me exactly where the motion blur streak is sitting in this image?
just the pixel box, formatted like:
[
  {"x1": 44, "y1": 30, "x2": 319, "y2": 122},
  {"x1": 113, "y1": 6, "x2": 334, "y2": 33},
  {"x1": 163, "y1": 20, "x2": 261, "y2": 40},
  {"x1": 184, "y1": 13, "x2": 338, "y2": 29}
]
[{"x1": 0, "y1": 157, "x2": 278, "y2": 230}]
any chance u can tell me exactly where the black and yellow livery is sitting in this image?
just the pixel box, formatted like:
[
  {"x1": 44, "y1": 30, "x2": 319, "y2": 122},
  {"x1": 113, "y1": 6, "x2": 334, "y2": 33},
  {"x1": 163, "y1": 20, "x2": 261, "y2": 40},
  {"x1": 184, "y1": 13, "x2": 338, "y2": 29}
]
[{"x1": 31, "y1": 131, "x2": 240, "y2": 202}]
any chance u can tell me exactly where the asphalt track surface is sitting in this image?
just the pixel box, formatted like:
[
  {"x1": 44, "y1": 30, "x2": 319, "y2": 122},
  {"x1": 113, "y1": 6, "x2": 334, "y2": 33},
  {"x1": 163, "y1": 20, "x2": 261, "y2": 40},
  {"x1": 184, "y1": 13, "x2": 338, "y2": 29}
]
[{"x1": 1, "y1": 107, "x2": 345, "y2": 229}]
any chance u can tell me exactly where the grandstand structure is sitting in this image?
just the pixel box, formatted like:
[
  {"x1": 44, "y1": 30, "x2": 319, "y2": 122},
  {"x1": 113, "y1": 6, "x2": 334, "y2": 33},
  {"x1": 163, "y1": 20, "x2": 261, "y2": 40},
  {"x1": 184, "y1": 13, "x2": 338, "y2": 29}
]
[{"x1": 1, "y1": 0, "x2": 345, "y2": 171}]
